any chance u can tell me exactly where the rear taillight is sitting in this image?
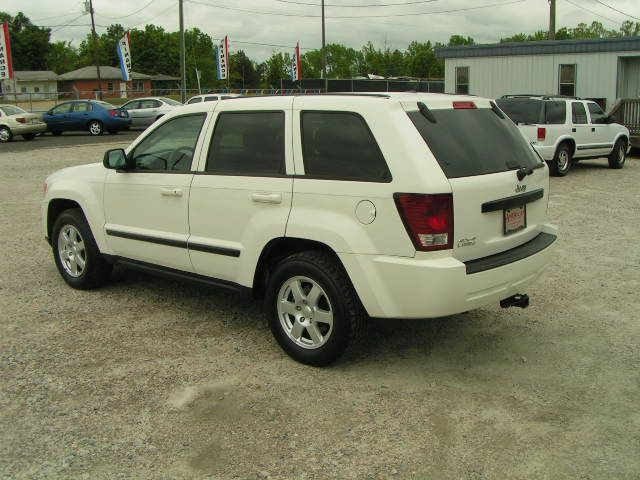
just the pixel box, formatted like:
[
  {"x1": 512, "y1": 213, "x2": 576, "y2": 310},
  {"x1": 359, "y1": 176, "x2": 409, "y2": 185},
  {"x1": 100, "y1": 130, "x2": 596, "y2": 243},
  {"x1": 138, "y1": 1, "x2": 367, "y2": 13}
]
[
  {"x1": 394, "y1": 193, "x2": 454, "y2": 251},
  {"x1": 16, "y1": 117, "x2": 26, "y2": 124},
  {"x1": 537, "y1": 127, "x2": 546, "y2": 141},
  {"x1": 109, "y1": 109, "x2": 118, "y2": 117},
  {"x1": 453, "y1": 101, "x2": 476, "y2": 109}
]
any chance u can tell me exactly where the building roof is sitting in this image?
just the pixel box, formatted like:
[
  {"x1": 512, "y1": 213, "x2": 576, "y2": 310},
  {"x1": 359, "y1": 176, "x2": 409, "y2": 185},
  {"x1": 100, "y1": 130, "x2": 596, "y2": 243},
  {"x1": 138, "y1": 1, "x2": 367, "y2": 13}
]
[
  {"x1": 57, "y1": 66, "x2": 151, "y2": 81},
  {"x1": 14, "y1": 70, "x2": 58, "y2": 81},
  {"x1": 436, "y1": 36, "x2": 640, "y2": 59},
  {"x1": 150, "y1": 73, "x2": 180, "y2": 81}
]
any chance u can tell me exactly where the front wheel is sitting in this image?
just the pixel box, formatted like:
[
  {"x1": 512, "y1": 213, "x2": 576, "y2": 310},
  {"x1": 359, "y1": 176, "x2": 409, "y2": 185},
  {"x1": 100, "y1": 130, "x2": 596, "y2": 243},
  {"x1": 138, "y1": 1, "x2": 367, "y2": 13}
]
[
  {"x1": 550, "y1": 143, "x2": 572, "y2": 177},
  {"x1": 0, "y1": 126, "x2": 12, "y2": 143},
  {"x1": 51, "y1": 208, "x2": 112, "y2": 289},
  {"x1": 265, "y1": 251, "x2": 365, "y2": 366},
  {"x1": 88, "y1": 120, "x2": 103, "y2": 136},
  {"x1": 608, "y1": 139, "x2": 626, "y2": 169}
]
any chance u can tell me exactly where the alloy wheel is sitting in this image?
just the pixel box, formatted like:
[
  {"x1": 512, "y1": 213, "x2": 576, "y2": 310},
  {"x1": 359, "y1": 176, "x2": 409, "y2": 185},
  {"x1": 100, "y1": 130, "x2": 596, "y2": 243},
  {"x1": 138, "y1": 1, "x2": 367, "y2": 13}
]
[{"x1": 57, "y1": 225, "x2": 87, "y2": 277}]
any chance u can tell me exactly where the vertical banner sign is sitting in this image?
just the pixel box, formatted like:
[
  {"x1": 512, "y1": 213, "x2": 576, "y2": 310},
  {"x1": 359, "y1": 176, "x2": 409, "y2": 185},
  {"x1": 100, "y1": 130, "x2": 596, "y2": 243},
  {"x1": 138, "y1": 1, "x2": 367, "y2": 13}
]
[
  {"x1": 290, "y1": 42, "x2": 302, "y2": 81},
  {"x1": 216, "y1": 35, "x2": 229, "y2": 80},
  {"x1": 117, "y1": 31, "x2": 132, "y2": 81},
  {"x1": 0, "y1": 22, "x2": 14, "y2": 80}
]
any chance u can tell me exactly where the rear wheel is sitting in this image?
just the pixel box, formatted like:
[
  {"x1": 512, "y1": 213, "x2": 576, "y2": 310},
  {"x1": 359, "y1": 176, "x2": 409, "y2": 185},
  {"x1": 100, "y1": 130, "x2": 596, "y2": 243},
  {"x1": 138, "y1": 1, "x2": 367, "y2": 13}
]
[
  {"x1": 51, "y1": 208, "x2": 112, "y2": 289},
  {"x1": 265, "y1": 251, "x2": 365, "y2": 366},
  {"x1": 22, "y1": 133, "x2": 36, "y2": 141},
  {"x1": 0, "y1": 126, "x2": 12, "y2": 143},
  {"x1": 88, "y1": 120, "x2": 103, "y2": 136},
  {"x1": 550, "y1": 143, "x2": 572, "y2": 177},
  {"x1": 608, "y1": 138, "x2": 626, "y2": 169}
]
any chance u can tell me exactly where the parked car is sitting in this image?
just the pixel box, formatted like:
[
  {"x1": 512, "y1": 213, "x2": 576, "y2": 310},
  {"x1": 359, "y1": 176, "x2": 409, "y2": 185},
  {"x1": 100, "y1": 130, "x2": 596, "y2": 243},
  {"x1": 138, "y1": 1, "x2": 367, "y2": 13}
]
[
  {"x1": 42, "y1": 93, "x2": 557, "y2": 365},
  {"x1": 120, "y1": 97, "x2": 182, "y2": 128},
  {"x1": 496, "y1": 95, "x2": 631, "y2": 176},
  {"x1": 0, "y1": 104, "x2": 47, "y2": 142},
  {"x1": 42, "y1": 100, "x2": 131, "y2": 136},
  {"x1": 186, "y1": 93, "x2": 240, "y2": 104}
]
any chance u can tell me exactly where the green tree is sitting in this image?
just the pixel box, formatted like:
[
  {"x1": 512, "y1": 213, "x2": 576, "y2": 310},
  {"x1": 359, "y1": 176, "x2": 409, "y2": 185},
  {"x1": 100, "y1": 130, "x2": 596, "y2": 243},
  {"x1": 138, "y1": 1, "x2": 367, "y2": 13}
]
[
  {"x1": 229, "y1": 50, "x2": 259, "y2": 89},
  {"x1": 262, "y1": 52, "x2": 291, "y2": 88},
  {"x1": 0, "y1": 11, "x2": 51, "y2": 70},
  {"x1": 46, "y1": 41, "x2": 78, "y2": 73},
  {"x1": 448, "y1": 35, "x2": 475, "y2": 46}
]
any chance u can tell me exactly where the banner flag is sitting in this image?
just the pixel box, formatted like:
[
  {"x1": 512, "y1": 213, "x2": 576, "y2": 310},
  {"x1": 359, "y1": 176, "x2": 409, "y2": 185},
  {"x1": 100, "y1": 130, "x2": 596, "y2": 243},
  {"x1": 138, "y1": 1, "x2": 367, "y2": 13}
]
[
  {"x1": 290, "y1": 42, "x2": 302, "y2": 81},
  {"x1": 217, "y1": 35, "x2": 229, "y2": 80},
  {"x1": 117, "y1": 31, "x2": 132, "y2": 81},
  {"x1": 0, "y1": 22, "x2": 14, "y2": 80}
]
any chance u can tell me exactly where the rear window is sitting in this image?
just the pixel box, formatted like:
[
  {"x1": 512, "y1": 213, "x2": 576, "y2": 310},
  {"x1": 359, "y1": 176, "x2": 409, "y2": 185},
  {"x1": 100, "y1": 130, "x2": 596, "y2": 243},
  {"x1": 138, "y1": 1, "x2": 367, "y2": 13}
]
[
  {"x1": 495, "y1": 99, "x2": 543, "y2": 125},
  {"x1": 408, "y1": 107, "x2": 541, "y2": 179},
  {"x1": 545, "y1": 101, "x2": 566, "y2": 124}
]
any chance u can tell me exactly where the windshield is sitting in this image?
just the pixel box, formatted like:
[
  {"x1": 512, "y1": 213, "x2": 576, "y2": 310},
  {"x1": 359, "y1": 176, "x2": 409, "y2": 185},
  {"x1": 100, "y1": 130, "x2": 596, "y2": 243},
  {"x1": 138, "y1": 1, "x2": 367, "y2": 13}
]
[
  {"x1": 160, "y1": 97, "x2": 182, "y2": 106},
  {"x1": 495, "y1": 98, "x2": 543, "y2": 125},
  {"x1": 1, "y1": 105, "x2": 27, "y2": 116},
  {"x1": 408, "y1": 107, "x2": 541, "y2": 179}
]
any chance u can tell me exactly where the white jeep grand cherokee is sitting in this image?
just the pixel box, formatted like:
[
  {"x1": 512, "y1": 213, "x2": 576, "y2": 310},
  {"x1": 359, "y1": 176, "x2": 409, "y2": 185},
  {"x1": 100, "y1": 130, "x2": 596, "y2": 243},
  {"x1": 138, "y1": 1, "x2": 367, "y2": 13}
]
[{"x1": 43, "y1": 93, "x2": 557, "y2": 365}]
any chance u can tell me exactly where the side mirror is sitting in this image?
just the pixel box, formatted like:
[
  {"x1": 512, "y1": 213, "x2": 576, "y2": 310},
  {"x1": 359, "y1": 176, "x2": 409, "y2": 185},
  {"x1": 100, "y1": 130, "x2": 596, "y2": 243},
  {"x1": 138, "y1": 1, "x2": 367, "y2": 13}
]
[{"x1": 103, "y1": 148, "x2": 129, "y2": 170}]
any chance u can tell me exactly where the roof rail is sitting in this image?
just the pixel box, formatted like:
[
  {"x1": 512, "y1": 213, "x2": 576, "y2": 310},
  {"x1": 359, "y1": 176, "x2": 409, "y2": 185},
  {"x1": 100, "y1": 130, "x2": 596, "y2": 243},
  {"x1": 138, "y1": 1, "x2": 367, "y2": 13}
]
[{"x1": 500, "y1": 94, "x2": 582, "y2": 100}]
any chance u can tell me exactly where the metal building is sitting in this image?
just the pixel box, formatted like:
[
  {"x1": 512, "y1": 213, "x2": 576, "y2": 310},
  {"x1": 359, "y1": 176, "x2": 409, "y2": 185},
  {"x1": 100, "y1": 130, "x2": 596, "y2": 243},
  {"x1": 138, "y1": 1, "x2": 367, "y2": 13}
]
[{"x1": 436, "y1": 37, "x2": 640, "y2": 109}]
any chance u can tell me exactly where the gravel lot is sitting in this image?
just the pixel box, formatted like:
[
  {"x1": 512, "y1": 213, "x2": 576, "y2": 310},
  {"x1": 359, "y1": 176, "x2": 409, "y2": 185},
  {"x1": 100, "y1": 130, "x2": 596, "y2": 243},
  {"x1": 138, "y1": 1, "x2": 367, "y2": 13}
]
[{"x1": 1, "y1": 143, "x2": 639, "y2": 479}]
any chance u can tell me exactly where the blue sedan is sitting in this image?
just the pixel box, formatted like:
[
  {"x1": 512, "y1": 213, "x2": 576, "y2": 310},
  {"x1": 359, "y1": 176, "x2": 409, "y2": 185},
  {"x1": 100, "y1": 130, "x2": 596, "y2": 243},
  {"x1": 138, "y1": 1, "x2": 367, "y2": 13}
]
[{"x1": 43, "y1": 100, "x2": 131, "y2": 136}]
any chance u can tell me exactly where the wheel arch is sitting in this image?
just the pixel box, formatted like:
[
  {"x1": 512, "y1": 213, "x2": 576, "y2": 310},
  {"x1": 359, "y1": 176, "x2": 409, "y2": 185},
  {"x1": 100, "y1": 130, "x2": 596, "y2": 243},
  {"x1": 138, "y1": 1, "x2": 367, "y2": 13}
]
[
  {"x1": 46, "y1": 198, "x2": 83, "y2": 243},
  {"x1": 556, "y1": 137, "x2": 576, "y2": 156}
]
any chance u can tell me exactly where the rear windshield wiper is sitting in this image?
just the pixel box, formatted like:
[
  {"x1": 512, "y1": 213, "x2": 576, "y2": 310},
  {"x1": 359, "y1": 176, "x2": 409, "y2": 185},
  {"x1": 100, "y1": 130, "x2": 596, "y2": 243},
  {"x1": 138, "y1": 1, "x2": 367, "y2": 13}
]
[{"x1": 417, "y1": 101, "x2": 437, "y2": 123}]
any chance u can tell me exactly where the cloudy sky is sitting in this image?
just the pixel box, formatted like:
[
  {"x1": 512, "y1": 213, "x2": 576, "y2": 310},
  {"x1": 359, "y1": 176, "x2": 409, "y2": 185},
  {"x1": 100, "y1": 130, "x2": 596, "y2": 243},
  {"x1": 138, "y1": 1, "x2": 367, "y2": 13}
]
[{"x1": 3, "y1": 0, "x2": 639, "y2": 60}]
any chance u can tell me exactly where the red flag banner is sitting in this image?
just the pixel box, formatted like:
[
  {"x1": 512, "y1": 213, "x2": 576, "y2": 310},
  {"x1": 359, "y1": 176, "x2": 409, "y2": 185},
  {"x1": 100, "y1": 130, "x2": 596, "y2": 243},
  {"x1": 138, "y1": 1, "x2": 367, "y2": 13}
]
[{"x1": 0, "y1": 22, "x2": 14, "y2": 80}]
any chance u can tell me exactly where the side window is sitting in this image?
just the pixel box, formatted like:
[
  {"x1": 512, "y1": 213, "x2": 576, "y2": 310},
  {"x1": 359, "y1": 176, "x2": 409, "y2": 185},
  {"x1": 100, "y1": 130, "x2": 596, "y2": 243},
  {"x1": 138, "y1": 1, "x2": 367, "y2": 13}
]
[
  {"x1": 73, "y1": 103, "x2": 92, "y2": 112},
  {"x1": 587, "y1": 103, "x2": 606, "y2": 124},
  {"x1": 301, "y1": 111, "x2": 390, "y2": 182},
  {"x1": 124, "y1": 101, "x2": 140, "y2": 110},
  {"x1": 52, "y1": 103, "x2": 72, "y2": 114},
  {"x1": 204, "y1": 96, "x2": 218, "y2": 102},
  {"x1": 571, "y1": 102, "x2": 588, "y2": 124},
  {"x1": 187, "y1": 97, "x2": 201, "y2": 104},
  {"x1": 140, "y1": 99, "x2": 159, "y2": 109},
  {"x1": 545, "y1": 101, "x2": 566, "y2": 124},
  {"x1": 455, "y1": 66, "x2": 470, "y2": 95},
  {"x1": 206, "y1": 111, "x2": 285, "y2": 175},
  {"x1": 131, "y1": 114, "x2": 206, "y2": 172},
  {"x1": 559, "y1": 64, "x2": 576, "y2": 96}
]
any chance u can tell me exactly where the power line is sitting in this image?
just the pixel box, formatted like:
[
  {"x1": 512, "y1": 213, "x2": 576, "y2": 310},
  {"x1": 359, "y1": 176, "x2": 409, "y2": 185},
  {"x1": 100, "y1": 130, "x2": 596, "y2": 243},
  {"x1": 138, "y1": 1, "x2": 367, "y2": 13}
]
[
  {"x1": 95, "y1": 0, "x2": 159, "y2": 20},
  {"x1": 562, "y1": 0, "x2": 623, "y2": 25},
  {"x1": 185, "y1": 0, "x2": 527, "y2": 19},
  {"x1": 129, "y1": 2, "x2": 177, "y2": 28},
  {"x1": 273, "y1": 0, "x2": 442, "y2": 6},
  {"x1": 590, "y1": 0, "x2": 640, "y2": 21}
]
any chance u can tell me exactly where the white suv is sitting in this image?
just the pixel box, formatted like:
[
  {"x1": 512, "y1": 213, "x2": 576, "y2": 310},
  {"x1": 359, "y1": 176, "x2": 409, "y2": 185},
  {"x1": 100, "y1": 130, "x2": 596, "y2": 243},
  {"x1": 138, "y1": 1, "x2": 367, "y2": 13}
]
[
  {"x1": 496, "y1": 95, "x2": 630, "y2": 176},
  {"x1": 43, "y1": 93, "x2": 557, "y2": 365}
]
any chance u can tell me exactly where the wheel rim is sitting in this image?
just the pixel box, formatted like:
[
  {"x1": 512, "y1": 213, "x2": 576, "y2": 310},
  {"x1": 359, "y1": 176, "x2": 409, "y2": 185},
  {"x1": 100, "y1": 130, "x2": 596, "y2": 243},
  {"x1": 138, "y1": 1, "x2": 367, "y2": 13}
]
[
  {"x1": 57, "y1": 225, "x2": 87, "y2": 277},
  {"x1": 618, "y1": 144, "x2": 625, "y2": 164},
  {"x1": 558, "y1": 150, "x2": 569, "y2": 171},
  {"x1": 0, "y1": 128, "x2": 10, "y2": 141},
  {"x1": 89, "y1": 122, "x2": 101, "y2": 135},
  {"x1": 277, "y1": 276, "x2": 334, "y2": 350}
]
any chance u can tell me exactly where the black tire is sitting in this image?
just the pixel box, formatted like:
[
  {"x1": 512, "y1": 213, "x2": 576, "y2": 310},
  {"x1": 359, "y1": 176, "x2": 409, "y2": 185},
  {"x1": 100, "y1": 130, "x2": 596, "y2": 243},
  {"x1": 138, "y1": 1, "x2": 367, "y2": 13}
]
[
  {"x1": 51, "y1": 208, "x2": 112, "y2": 290},
  {"x1": 51, "y1": 131, "x2": 63, "y2": 136},
  {"x1": 608, "y1": 138, "x2": 627, "y2": 169},
  {"x1": 550, "y1": 143, "x2": 572, "y2": 177},
  {"x1": 107, "y1": 129, "x2": 118, "y2": 135},
  {"x1": 88, "y1": 120, "x2": 103, "y2": 136},
  {"x1": 22, "y1": 133, "x2": 36, "y2": 141},
  {"x1": 265, "y1": 250, "x2": 366, "y2": 366},
  {"x1": 0, "y1": 126, "x2": 13, "y2": 143}
]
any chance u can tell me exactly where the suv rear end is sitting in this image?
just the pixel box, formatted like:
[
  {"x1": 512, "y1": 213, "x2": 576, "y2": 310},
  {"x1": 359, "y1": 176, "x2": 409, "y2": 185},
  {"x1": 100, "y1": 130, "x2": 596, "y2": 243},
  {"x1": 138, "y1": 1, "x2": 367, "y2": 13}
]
[{"x1": 336, "y1": 94, "x2": 557, "y2": 319}]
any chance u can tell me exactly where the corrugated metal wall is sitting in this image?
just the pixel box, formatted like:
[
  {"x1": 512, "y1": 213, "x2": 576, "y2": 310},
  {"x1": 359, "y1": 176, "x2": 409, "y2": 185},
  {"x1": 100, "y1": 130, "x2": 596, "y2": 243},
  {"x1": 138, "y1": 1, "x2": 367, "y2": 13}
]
[{"x1": 444, "y1": 51, "x2": 640, "y2": 108}]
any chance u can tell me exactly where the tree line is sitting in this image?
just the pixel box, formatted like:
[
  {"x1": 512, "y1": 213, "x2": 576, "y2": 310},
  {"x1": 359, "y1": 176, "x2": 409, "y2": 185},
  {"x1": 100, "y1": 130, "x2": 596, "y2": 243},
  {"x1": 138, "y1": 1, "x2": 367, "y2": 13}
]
[{"x1": 1, "y1": 11, "x2": 639, "y2": 90}]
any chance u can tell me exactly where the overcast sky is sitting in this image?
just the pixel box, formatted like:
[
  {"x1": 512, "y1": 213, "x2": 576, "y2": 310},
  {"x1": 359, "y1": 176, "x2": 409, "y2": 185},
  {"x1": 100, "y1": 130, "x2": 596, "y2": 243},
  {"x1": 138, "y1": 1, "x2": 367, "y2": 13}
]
[{"x1": 3, "y1": 0, "x2": 639, "y2": 60}]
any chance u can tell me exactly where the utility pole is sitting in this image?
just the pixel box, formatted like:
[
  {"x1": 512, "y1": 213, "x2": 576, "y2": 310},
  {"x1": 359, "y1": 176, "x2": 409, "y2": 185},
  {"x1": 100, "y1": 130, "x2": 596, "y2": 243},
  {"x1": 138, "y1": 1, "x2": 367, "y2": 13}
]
[
  {"x1": 179, "y1": 0, "x2": 186, "y2": 103},
  {"x1": 88, "y1": 0, "x2": 102, "y2": 99},
  {"x1": 321, "y1": 0, "x2": 326, "y2": 83},
  {"x1": 549, "y1": 0, "x2": 556, "y2": 40}
]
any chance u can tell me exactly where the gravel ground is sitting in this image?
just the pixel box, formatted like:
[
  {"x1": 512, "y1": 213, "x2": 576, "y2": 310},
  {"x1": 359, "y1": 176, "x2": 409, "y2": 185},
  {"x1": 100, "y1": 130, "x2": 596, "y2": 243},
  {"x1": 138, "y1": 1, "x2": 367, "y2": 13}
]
[{"x1": 1, "y1": 144, "x2": 639, "y2": 479}]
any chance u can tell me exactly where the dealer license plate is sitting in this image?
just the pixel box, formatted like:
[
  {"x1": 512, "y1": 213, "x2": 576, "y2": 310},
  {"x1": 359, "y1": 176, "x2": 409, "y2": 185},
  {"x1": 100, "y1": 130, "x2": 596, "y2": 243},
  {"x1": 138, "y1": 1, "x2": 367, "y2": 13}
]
[{"x1": 504, "y1": 205, "x2": 526, "y2": 235}]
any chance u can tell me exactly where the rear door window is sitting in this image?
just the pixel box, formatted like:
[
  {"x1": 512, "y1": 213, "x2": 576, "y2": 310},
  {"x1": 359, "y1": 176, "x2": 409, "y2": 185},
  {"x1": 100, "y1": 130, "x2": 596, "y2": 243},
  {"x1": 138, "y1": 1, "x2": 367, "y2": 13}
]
[
  {"x1": 571, "y1": 102, "x2": 588, "y2": 124},
  {"x1": 407, "y1": 107, "x2": 540, "y2": 179},
  {"x1": 206, "y1": 111, "x2": 285, "y2": 175},
  {"x1": 495, "y1": 99, "x2": 543, "y2": 124},
  {"x1": 300, "y1": 111, "x2": 391, "y2": 182}
]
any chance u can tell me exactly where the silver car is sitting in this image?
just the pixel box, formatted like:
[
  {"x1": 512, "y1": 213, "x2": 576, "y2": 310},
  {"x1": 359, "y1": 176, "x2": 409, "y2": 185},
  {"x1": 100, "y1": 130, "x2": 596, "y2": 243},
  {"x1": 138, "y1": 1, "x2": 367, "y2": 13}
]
[
  {"x1": 120, "y1": 97, "x2": 182, "y2": 128},
  {"x1": 0, "y1": 104, "x2": 47, "y2": 142}
]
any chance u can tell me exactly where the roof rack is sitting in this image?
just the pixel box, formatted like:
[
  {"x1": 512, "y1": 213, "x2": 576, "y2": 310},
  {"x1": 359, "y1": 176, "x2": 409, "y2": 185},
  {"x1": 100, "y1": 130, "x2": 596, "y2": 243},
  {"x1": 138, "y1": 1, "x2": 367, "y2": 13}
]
[{"x1": 500, "y1": 94, "x2": 582, "y2": 100}]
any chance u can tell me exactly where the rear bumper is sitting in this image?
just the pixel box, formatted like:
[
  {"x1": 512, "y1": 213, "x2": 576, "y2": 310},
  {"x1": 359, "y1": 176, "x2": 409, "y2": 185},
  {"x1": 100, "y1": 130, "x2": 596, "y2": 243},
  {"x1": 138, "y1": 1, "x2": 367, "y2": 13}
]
[
  {"x1": 12, "y1": 123, "x2": 47, "y2": 135},
  {"x1": 339, "y1": 224, "x2": 558, "y2": 319}
]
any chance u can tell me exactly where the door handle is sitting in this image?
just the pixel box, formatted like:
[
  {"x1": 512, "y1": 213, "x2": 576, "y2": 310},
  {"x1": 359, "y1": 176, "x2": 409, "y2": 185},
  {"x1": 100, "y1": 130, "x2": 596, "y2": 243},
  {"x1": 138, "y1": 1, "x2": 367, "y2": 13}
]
[
  {"x1": 251, "y1": 193, "x2": 282, "y2": 204},
  {"x1": 572, "y1": 128, "x2": 576, "y2": 132},
  {"x1": 591, "y1": 127, "x2": 596, "y2": 132},
  {"x1": 160, "y1": 188, "x2": 183, "y2": 197}
]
